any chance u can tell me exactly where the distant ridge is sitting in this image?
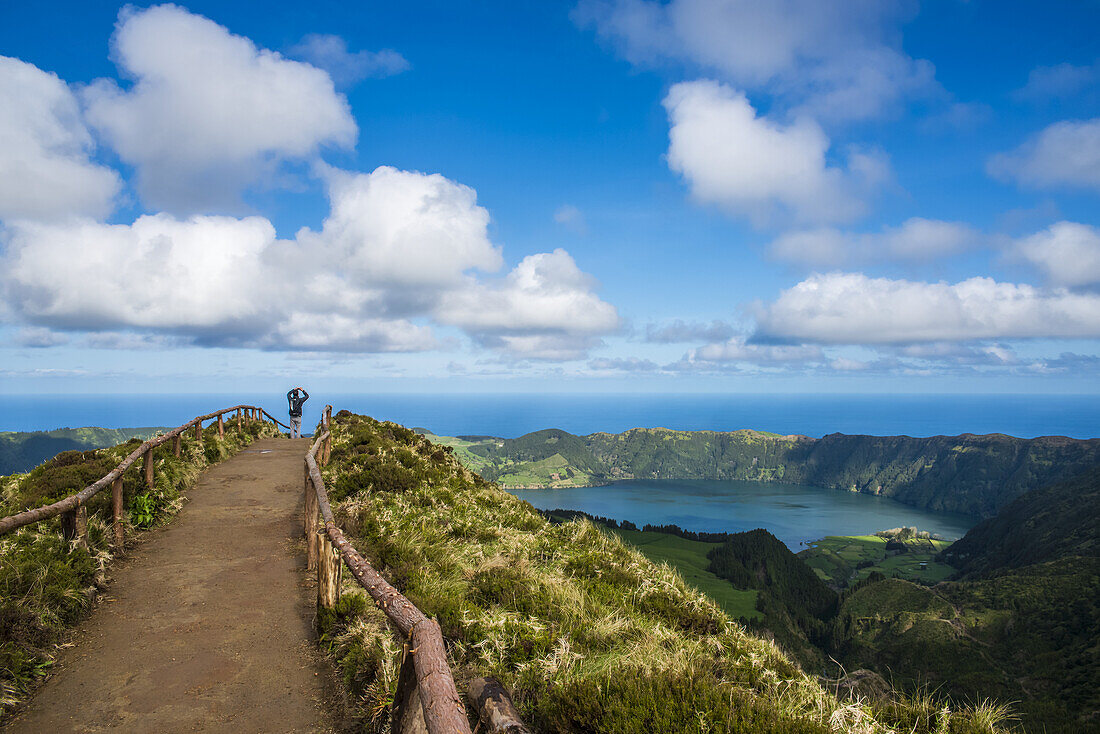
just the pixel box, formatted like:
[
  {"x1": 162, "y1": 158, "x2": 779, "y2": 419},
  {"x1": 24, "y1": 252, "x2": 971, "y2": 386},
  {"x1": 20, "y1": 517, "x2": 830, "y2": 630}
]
[
  {"x1": 0, "y1": 427, "x2": 167, "y2": 476},
  {"x1": 426, "y1": 426, "x2": 1100, "y2": 517}
]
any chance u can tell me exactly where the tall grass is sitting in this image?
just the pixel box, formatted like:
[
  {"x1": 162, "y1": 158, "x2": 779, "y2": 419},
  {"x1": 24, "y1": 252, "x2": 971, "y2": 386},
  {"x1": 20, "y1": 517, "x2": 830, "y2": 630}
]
[{"x1": 317, "y1": 413, "x2": 1017, "y2": 734}]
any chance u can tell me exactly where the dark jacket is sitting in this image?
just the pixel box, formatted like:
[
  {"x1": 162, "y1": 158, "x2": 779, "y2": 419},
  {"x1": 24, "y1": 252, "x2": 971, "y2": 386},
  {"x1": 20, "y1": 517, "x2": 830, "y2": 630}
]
[{"x1": 287, "y1": 388, "x2": 309, "y2": 417}]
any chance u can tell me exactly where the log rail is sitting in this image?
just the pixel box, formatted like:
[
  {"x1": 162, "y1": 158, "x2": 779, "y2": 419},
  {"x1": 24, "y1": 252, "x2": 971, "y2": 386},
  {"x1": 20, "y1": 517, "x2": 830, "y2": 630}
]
[
  {"x1": 0, "y1": 404, "x2": 289, "y2": 541},
  {"x1": 305, "y1": 406, "x2": 532, "y2": 734}
]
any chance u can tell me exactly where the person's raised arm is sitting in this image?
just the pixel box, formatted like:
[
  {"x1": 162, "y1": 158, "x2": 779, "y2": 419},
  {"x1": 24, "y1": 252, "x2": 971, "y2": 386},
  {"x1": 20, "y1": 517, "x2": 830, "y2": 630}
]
[{"x1": 301, "y1": 388, "x2": 309, "y2": 400}]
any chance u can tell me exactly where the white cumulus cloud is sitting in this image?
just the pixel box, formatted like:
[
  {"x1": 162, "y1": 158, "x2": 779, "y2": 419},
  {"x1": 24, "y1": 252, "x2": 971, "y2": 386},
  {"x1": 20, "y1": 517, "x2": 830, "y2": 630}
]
[
  {"x1": 663, "y1": 81, "x2": 884, "y2": 226},
  {"x1": 644, "y1": 319, "x2": 736, "y2": 343},
  {"x1": 754, "y1": 272, "x2": 1100, "y2": 344},
  {"x1": 988, "y1": 118, "x2": 1100, "y2": 192},
  {"x1": 298, "y1": 165, "x2": 502, "y2": 295},
  {"x1": 267, "y1": 313, "x2": 435, "y2": 353},
  {"x1": 14, "y1": 327, "x2": 70, "y2": 348},
  {"x1": 576, "y1": 0, "x2": 936, "y2": 122},
  {"x1": 769, "y1": 218, "x2": 979, "y2": 267},
  {"x1": 1013, "y1": 62, "x2": 1099, "y2": 103},
  {"x1": 588, "y1": 356, "x2": 660, "y2": 371},
  {"x1": 1, "y1": 166, "x2": 617, "y2": 359},
  {"x1": 438, "y1": 249, "x2": 620, "y2": 359},
  {"x1": 82, "y1": 4, "x2": 357, "y2": 213},
  {"x1": 4, "y1": 213, "x2": 277, "y2": 334},
  {"x1": 289, "y1": 34, "x2": 409, "y2": 86},
  {"x1": 1014, "y1": 221, "x2": 1100, "y2": 288},
  {"x1": 0, "y1": 56, "x2": 121, "y2": 222},
  {"x1": 689, "y1": 337, "x2": 823, "y2": 364}
]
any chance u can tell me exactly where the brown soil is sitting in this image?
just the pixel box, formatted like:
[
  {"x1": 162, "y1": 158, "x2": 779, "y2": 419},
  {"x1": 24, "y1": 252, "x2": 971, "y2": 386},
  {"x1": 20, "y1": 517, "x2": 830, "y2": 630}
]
[{"x1": 5, "y1": 438, "x2": 349, "y2": 733}]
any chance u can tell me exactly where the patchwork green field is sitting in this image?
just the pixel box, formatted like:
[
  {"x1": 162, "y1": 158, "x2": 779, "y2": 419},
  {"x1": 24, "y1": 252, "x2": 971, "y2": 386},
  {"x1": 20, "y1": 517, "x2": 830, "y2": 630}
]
[
  {"x1": 413, "y1": 431, "x2": 495, "y2": 474},
  {"x1": 798, "y1": 534, "x2": 954, "y2": 588},
  {"x1": 417, "y1": 430, "x2": 600, "y2": 487}
]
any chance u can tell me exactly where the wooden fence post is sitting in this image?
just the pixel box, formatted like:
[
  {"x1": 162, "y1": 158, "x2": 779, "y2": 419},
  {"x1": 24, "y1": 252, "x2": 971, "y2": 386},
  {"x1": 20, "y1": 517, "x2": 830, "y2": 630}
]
[
  {"x1": 143, "y1": 448, "x2": 154, "y2": 490},
  {"x1": 172, "y1": 434, "x2": 181, "y2": 458},
  {"x1": 217, "y1": 414, "x2": 224, "y2": 439},
  {"x1": 194, "y1": 420, "x2": 203, "y2": 441},
  {"x1": 304, "y1": 466, "x2": 319, "y2": 571},
  {"x1": 317, "y1": 532, "x2": 340, "y2": 610},
  {"x1": 322, "y1": 406, "x2": 334, "y2": 466},
  {"x1": 112, "y1": 476, "x2": 124, "y2": 549},
  {"x1": 391, "y1": 644, "x2": 428, "y2": 734},
  {"x1": 236, "y1": 408, "x2": 242, "y2": 431},
  {"x1": 61, "y1": 505, "x2": 87, "y2": 549}
]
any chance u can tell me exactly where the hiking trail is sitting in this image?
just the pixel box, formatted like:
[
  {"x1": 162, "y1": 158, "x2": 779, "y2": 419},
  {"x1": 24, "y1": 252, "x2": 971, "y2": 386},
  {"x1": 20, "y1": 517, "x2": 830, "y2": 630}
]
[{"x1": 6, "y1": 437, "x2": 345, "y2": 733}]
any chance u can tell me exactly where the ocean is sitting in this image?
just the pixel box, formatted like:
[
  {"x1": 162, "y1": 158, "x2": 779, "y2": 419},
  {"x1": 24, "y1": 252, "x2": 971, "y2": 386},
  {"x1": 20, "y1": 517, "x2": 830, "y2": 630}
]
[{"x1": 2, "y1": 393, "x2": 1097, "y2": 439}]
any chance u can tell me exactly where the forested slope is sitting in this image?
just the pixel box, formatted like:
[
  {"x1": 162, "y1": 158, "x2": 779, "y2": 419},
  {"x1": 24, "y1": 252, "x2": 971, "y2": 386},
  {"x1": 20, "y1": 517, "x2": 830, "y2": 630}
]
[
  {"x1": 940, "y1": 464, "x2": 1100, "y2": 576},
  {"x1": 828, "y1": 465, "x2": 1100, "y2": 733}
]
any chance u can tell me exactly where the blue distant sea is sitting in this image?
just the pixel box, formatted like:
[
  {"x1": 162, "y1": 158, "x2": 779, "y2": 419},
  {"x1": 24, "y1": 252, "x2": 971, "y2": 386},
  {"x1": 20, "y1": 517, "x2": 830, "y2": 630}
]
[{"x1": 1, "y1": 393, "x2": 1098, "y2": 439}]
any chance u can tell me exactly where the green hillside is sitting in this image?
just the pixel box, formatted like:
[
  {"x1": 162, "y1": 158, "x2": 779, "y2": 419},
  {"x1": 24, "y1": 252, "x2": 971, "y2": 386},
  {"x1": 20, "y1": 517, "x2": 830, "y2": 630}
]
[
  {"x1": 826, "y1": 465, "x2": 1100, "y2": 733},
  {"x1": 706, "y1": 529, "x2": 837, "y2": 669},
  {"x1": 429, "y1": 426, "x2": 1100, "y2": 517},
  {"x1": 829, "y1": 559, "x2": 1099, "y2": 733},
  {"x1": 0, "y1": 427, "x2": 167, "y2": 476},
  {"x1": 941, "y1": 464, "x2": 1100, "y2": 576},
  {"x1": 321, "y1": 412, "x2": 1011, "y2": 734},
  {"x1": 425, "y1": 426, "x2": 1100, "y2": 731}
]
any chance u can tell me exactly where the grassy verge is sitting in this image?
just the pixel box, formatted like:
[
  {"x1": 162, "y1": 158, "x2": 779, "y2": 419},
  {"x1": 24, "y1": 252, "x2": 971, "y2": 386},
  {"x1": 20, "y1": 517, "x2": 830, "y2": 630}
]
[
  {"x1": 0, "y1": 416, "x2": 280, "y2": 716},
  {"x1": 317, "y1": 412, "x2": 1014, "y2": 734}
]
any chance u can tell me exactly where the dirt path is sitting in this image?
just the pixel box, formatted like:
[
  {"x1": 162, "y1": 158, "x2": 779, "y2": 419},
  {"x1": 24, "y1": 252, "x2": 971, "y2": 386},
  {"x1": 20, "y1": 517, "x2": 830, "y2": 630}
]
[{"x1": 6, "y1": 438, "x2": 345, "y2": 733}]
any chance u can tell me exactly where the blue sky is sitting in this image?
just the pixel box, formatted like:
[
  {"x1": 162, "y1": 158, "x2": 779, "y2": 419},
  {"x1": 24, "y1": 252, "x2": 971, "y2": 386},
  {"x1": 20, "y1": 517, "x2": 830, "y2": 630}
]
[{"x1": 1, "y1": 0, "x2": 1099, "y2": 394}]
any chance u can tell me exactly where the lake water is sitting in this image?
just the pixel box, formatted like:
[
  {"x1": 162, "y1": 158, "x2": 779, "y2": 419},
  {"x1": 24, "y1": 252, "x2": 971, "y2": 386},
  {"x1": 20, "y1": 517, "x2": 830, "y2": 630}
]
[
  {"x1": 2, "y1": 393, "x2": 1097, "y2": 439},
  {"x1": 509, "y1": 479, "x2": 978, "y2": 550}
]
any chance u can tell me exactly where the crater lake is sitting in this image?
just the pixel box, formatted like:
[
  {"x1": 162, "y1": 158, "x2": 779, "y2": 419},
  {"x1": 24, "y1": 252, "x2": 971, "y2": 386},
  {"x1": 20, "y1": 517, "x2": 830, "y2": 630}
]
[{"x1": 509, "y1": 479, "x2": 977, "y2": 550}]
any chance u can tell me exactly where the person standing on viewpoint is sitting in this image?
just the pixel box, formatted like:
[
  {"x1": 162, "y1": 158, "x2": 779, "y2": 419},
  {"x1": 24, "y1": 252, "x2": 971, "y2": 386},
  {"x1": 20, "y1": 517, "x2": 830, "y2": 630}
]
[{"x1": 287, "y1": 387, "x2": 309, "y2": 439}]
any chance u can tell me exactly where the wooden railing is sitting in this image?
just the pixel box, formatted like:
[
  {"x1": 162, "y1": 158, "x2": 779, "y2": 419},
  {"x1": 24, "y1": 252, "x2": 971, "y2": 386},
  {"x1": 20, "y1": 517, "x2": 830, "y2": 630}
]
[
  {"x1": 0, "y1": 404, "x2": 287, "y2": 545},
  {"x1": 0, "y1": 401, "x2": 531, "y2": 732},
  {"x1": 305, "y1": 406, "x2": 529, "y2": 734}
]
